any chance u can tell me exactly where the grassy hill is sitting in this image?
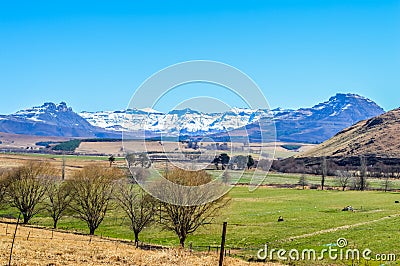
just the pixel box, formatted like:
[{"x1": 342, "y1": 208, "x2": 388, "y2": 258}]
[{"x1": 298, "y1": 108, "x2": 400, "y2": 158}]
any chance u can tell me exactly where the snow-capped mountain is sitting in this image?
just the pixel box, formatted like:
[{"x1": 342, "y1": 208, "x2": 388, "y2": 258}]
[
  {"x1": 271, "y1": 93, "x2": 383, "y2": 122},
  {"x1": 0, "y1": 93, "x2": 385, "y2": 142},
  {"x1": 79, "y1": 93, "x2": 384, "y2": 142},
  {"x1": 0, "y1": 102, "x2": 116, "y2": 137},
  {"x1": 79, "y1": 107, "x2": 270, "y2": 135},
  {"x1": 269, "y1": 93, "x2": 385, "y2": 142}
]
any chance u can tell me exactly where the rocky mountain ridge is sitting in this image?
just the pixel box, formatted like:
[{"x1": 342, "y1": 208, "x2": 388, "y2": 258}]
[{"x1": 0, "y1": 93, "x2": 385, "y2": 142}]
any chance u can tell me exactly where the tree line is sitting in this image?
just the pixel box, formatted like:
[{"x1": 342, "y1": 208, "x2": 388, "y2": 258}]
[
  {"x1": 0, "y1": 162, "x2": 228, "y2": 247},
  {"x1": 288, "y1": 155, "x2": 399, "y2": 191}
]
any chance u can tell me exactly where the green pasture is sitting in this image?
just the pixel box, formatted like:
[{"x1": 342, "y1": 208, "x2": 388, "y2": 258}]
[{"x1": 1, "y1": 185, "x2": 399, "y2": 265}]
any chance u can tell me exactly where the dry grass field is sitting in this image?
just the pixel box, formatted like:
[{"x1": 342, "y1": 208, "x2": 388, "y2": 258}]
[
  {"x1": 0, "y1": 221, "x2": 280, "y2": 266},
  {"x1": 0, "y1": 138, "x2": 316, "y2": 179},
  {"x1": 77, "y1": 140, "x2": 315, "y2": 159},
  {"x1": 0, "y1": 153, "x2": 120, "y2": 180},
  {"x1": 0, "y1": 132, "x2": 67, "y2": 150},
  {"x1": 0, "y1": 129, "x2": 316, "y2": 160}
]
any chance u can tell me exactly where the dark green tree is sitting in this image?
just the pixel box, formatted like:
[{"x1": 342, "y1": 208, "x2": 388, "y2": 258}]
[
  {"x1": 212, "y1": 156, "x2": 220, "y2": 170},
  {"x1": 359, "y1": 155, "x2": 367, "y2": 191},
  {"x1": 108, "y1": 155, "x2": 115, "y2": 167},
  {"x1": 219, "y1": 153, "x2": 230, "y2": 170},
  {"x1": 321, "y1": 157, "x2": 327, "y2": 190},
  {"x1": 247, "y1": 155, "x2": 255, "y2": 169}
]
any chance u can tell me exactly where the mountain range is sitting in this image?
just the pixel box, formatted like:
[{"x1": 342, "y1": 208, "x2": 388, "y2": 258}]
[
  {"x1": 0, "y1": 93, "x2": 385, "y2": 143},
  {"x1": 0, "y1": 102, "x2": 114, "y2": 138}
]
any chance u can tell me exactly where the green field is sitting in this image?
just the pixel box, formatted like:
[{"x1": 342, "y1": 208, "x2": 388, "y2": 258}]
[
  {"x1": 224, "y1": 170, "x2": 400, "y2": 191},
  {"x1": 1, "y1": 184, "x2": 399, "y2": 265}
]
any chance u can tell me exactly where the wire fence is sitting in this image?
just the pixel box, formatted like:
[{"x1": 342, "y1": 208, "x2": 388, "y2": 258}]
[
  {"x1": 2, "y1": 216, "x2": 400, "y2": 264},
  {"x1": 0, "y1": 219, "x2": 287, "y2": 263}
]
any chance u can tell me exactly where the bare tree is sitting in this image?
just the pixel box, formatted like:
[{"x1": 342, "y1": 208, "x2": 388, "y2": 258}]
[
  {"x1": 158, "y1": 169, "x2": 229, "y2": 247},
  {"x1": 232, "y1": 155, "x2": 247, "y2": 170},
  {"x1": 45, "y1": 177, "x2": 73, "y2": 229},
  {"x1": 61, "y1": 156, "x2": 66, "y2": 180},
  {"x1": 138, "y1": 153, "x2": 151, "y2": 168},
  {"x1": 126, "y1": 153, "x2": 135, "y2": 168},
  {"x1": 5, "y1": 162, "x2": 54, "y2": 224},
  {"x1": 258, "y1": 159, "x2": 272, "y2": 171},
  {"x1": 382, "y1": 175, "x2": 393, "y2": 192},
  {"x1": 0, "y1": 171, "x2": 9, "y2": 204},
  {"x1": 321, "y1": 157, "x2": 327, "y2": 190},
  {"x1": 298, "y1": 174, "x2": 307, "y2": 189},
  {"x1": 336, "y1": 170, "x2": 352, "y2": 191},
  {"x1": 68, "y1": 166, "x2": 123, "y2": 235},
  {"x1": 130, "y1": 167, "x2": 151, "y2": 184},
  {"x1": 359, "y1": 155, "x2": 367, "y2": 191},
  {"x1": 0, "y1": 170, "x2": 10, "y2": 208},
  {"x1": 126, "y1": 153, "x2": 151, "y2": 168},
  {"x1": 115, "y1": 179, "x2": 157, "y2": 247}
]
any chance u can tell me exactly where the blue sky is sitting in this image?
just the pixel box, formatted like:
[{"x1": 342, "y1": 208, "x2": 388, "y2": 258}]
[{"x1": 0, "y1": 0, "x2": 399, "y2": 113}]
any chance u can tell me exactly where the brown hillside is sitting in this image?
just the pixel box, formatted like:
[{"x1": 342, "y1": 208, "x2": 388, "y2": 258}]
[{"x1": 298, "y1": 108, "x2": 400, "y2": 158}]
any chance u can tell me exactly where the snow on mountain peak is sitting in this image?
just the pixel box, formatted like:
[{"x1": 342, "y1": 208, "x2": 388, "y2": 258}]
[
  {"x1": 139, "y1": 107, "x2": 162, "y2": 114},
  {"x1": 14, "y1": 102, "x2": 72, "y2": 117},
  {"x1": 77, "y1": 93, "x2": 384, "y2": 136},
  {"x1": 230, "y1": 107, "x2": 257, "y2": 115}
]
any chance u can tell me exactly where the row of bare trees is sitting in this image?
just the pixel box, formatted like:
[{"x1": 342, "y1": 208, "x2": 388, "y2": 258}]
[
  {"x1": 0, "y1": 162, "x2": 228, "y2": 248},
  {"x1": 276, "y1": 155, "x2": 399, "y2": 191},
  {"x1": 298, "y1": 168, "x2": 394, "y2": 192},
  {"x1": 273, "y1": 156, "x2": 400, "y2": 179}
]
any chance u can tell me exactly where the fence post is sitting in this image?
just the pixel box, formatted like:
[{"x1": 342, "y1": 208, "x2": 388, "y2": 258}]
[
  {"x1": 9, "y1": 213, "x2": 21, "y2": 266},
  {"x1": 219, "y1": 222, "x2": 227, "y2": 266}
]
